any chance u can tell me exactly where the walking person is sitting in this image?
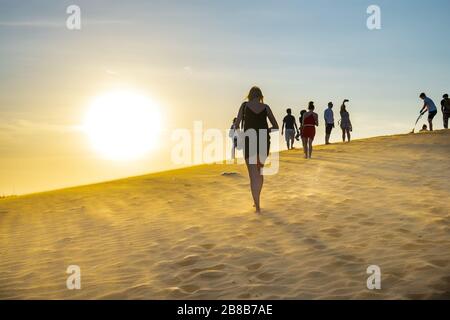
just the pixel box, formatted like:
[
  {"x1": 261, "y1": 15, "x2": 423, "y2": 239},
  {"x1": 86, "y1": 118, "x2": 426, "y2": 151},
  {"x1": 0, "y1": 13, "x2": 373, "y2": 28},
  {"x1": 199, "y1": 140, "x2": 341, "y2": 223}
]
[
  {"x1": 234, "y1": 86, "x2": 279, "y2": 213},
  {"x1": 301, "y1": 102, "x2": 319, "y2": 159},
  {"x1": 282, "y1": 108, "x2": 299, "y2": 150},
  {"x1": 324, "y1": 102, "x2": 334, "y2": 144},
  {"x1": 419, "y1": 93, "x2": 438, "y2": 131},
  {"x1": 441, "y1": 94, "x2": 450, "y2": 129},
  {"x1": 229, "y1": 117, "x2": 238, "y2": 160},
  {"x1": 339, "y1": 99, "x2": 352, "y2": 142},
  {"x1": 299, "y1": 109, "x2": 307, "y2": 152}
]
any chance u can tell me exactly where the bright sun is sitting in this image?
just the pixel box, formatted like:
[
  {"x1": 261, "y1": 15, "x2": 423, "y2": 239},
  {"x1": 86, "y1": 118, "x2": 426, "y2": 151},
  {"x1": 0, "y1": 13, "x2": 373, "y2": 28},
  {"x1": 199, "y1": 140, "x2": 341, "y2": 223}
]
[{"x1": 83, "y1": 91, "x2": 162, "y2": 160}]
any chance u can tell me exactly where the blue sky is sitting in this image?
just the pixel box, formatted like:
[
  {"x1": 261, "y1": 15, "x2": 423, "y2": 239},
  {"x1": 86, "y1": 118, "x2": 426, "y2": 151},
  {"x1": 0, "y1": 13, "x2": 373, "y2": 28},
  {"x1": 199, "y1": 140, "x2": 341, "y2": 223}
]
[{"x1": 1, "y1": 0, "x2": 449, "y2": 194}]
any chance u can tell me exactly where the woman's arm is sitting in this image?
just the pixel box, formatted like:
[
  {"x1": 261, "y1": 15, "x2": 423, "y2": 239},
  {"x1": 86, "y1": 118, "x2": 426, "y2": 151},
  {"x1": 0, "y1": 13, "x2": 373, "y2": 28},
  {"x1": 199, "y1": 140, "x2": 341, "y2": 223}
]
[
  {"x1": 266, "y1": 106, "x2": 279, "y2": 131},
  {"x1": 234, "y1": 102, "x2": 246, "y2": 129},
  {"x1": 314, "y1": 113, "x2": 319, "y2": 126}
]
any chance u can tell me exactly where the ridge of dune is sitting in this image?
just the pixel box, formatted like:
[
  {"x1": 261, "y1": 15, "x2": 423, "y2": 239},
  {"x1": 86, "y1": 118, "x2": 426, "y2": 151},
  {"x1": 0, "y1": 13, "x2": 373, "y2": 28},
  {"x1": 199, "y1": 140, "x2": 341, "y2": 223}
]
[
  {"x1": 0, "y1": 130, "x2": 449, "y2": 299},
  {"x1": 1, "y1": 131, "x2": 440, "y2": 199}
]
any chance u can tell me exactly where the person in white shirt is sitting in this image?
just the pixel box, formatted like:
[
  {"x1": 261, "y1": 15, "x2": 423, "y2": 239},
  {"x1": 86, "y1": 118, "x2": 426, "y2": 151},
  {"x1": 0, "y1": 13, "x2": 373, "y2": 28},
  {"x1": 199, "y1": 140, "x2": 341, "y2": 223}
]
[
  {"x1": 419, "y1": 93, "x2": 438, "y2": 131},
  {"x1": 324, "y1": 102, "x2": 334, "y2": 144}
]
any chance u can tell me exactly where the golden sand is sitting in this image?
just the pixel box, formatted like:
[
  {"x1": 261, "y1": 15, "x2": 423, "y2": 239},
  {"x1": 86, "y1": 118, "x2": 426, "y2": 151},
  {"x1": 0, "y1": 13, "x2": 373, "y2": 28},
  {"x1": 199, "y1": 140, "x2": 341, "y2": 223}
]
[{"x1": 1, "y1": 130, "x2": 449, "y2": 299}]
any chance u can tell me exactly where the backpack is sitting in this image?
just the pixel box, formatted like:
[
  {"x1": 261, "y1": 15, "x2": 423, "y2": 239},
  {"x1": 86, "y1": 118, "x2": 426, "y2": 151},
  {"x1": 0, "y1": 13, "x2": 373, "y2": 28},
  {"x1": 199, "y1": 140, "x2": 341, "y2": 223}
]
[{"x1": 233, "y1": 103, "x2": 247, "y2": 151}]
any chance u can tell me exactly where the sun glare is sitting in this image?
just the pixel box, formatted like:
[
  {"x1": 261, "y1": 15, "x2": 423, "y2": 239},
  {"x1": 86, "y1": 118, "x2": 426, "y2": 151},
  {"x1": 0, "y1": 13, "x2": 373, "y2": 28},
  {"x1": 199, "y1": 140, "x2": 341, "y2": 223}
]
[{"x1": 83, "y1": 91, "x2": 162, "y2": 160}]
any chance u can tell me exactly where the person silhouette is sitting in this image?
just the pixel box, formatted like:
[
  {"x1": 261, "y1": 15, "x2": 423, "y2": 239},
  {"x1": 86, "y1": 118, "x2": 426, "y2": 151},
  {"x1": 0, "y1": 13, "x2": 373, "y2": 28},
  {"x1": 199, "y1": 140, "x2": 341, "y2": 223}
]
[
  {"x1": 229, "y1": 117, "x2": 238, "y2": 160},
  {"x1": 441, "y1": 94, "x2": 450, "y2": 129},
  {"x1": 339, "y1": 99, "x2": 352, "y2": 142},
  {"x1": 419, "y1": 124, "x2": 428, "y2": 132},
  {"x1": 298, "y1": 109, "x2": 307, "y2": 148},
  {"x1": 234, "y1": 87, "x2": 279, "y2": 213},
  {"x1": 419, "y1": 93, "x2": 438, "y2": 131},
  {"x1": 282, "y1": 108, "x2": 298, "y2": 150},
  {"x1": 301, "y1": 102, "x2": 319, "y2": 159},
  {"x1": 324, "y1": 102, "x2": 334, "y2": 144}
]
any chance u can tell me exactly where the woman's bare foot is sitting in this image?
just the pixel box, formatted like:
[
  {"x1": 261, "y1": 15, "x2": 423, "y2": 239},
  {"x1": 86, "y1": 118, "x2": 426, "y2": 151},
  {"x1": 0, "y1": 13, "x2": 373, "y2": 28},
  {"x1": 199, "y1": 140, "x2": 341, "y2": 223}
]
[{"x1": 255, "y1": 206, "x2": 261, "y2": 214}]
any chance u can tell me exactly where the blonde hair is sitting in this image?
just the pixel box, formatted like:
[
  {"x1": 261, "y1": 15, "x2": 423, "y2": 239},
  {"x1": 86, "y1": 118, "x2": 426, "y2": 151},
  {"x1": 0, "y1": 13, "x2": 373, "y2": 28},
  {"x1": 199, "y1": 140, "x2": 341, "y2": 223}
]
[{"x1": 247, "y1": 86, "x2": 264, "y2": 103}]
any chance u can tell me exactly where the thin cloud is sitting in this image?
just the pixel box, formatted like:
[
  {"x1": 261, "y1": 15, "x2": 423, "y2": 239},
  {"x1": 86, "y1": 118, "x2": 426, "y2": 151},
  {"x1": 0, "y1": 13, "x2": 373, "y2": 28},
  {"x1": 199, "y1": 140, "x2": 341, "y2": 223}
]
[
  {"x1": 183, "y1": 66, "x2": 193, "y2": 74},
  {"x1": 0, "y1": 19, "x2": 131, "y2": 28},
  {"x1": 0, "y1": 119, "x2": 81, "y2": 134},
  {"x1": 0, "y1": 20, "x2": 61, "y2": 27}
]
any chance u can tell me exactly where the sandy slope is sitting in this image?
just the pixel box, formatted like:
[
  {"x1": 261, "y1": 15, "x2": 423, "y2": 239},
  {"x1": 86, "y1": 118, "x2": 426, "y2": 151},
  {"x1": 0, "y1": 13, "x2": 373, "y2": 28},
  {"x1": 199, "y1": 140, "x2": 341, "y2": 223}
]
[{"x1": 1, "y1": 130, "x2": 449, "y2": 300}]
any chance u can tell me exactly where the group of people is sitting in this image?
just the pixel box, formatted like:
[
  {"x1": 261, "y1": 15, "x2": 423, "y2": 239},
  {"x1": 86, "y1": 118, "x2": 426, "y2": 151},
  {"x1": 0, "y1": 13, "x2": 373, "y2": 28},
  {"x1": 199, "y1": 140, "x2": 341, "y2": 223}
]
[
  {"x1": 230, "y1": 86, "x2": 353, "y2": 212},
  {"x1": 419, "y1": 93, "x2": 450, "y2": 131},
  {"x1": 230, "y1": 86, "x2": 449, "y2": 214},
  {"x1": 281, "y1": 99, "x2": 353, "y2": 158}
]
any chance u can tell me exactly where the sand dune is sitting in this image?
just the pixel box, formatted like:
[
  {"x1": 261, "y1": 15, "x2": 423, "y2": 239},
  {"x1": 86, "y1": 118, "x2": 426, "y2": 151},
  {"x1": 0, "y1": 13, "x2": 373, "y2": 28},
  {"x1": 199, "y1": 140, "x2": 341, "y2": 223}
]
[{"x1": 1, "y1": 130, "x2": 449, "y2": 299}]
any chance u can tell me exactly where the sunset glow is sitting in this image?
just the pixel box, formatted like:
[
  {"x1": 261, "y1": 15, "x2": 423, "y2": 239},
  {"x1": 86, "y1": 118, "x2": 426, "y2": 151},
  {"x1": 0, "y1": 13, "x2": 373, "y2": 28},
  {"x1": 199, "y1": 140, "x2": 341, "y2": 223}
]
[{"x1": 83, "y1": 91, "x2": 162, "y2": 160}]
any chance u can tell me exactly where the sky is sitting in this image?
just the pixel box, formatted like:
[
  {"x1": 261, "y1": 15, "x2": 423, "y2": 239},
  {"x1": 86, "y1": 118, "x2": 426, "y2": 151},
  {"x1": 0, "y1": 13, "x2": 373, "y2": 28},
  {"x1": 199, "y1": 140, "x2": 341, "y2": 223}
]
[{"x1": 1, "y1": 0, "x2": 450, "y2": 194}]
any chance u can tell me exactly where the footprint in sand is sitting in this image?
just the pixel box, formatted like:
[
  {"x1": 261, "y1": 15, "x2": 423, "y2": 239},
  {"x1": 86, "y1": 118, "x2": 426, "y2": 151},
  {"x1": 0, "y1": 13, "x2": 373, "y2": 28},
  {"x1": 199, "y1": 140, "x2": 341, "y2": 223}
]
[
  {"x1": 200, "y1": 243, "x2": 216, "y2": 250},
  {"x1": 303, "y1": 237, "x2": 318, "y2": 245},
  {"x1": 183, "y1": 226, "x2": 200, "y2": 233},
  {"x1": 337, "y1": 254, "x2": 362, "y2": 263},
  {"x1": 195, "y1": 270, "x2": 227, "y2": 280},
  {"x1": 177, "y1": 255, "x2": 200, "y2": 267},
  {"x1": 246, "y1": 263, "x2": 262, "y2": 271},
  {"x1": 396, "y1": 228, "x2": 411, "y2": 234},
  {"x1": 321, "y1": 227, "x2": 342, "y2": 238},
  {"x1": 192, "y1": 263, "x2": 226, "y2": 272},
  {"x1": 314, "y1": 244, "x2": 327, "y2": 250},
  {"x1": 179, "y1": 284, "x2": 200, "y2": 294},
  {"x1": 306, "y1": 271, "x2": 327, "y2": 278},
  {"x1": 256, "y1": 272, "x2": 275, "y2": 282}
]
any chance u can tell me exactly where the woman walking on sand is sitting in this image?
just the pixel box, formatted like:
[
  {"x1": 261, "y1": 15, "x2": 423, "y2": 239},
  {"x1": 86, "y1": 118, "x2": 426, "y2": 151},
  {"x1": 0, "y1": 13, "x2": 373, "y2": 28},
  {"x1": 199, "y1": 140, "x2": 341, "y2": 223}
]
[
  {"x1": 301, "y1": 102, "x2": 319, "y2": 159},
  {"x1": 299, "y1": 109, "x2": 307, "y2": 154},
  {"x1": 234, "y1": 86, "x2": 279, "y2": 213},
  {"x1": 229, "y1": 117, "x2": 239, "y2": 160},
  {"x1": 339, "y1": 99, "x2": 352, "y2": 142}
]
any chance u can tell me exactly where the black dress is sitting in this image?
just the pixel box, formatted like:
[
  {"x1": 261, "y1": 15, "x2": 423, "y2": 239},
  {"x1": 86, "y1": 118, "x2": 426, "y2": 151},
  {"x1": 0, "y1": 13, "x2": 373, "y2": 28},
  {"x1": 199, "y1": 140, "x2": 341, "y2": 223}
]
[{"x1": 243, "y1": 103, "x2": 271, "y2": 166}]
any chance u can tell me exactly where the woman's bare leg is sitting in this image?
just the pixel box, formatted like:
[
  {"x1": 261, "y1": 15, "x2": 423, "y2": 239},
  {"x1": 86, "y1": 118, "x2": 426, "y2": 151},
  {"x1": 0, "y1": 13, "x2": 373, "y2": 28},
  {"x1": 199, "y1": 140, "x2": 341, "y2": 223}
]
[
  {"x1": 246, "y1": 162, "x2": 262, "y2": 213},
  {"x1": 308, "y1": 138, "x2": 313, "y2": 158},
  {"x1": 302, "y1": 137, "x2": 308, "y2": 158},
  {"x1": 342, "y1": 129, "x2": 346, "y2": 142},
  {"x1": 257, "y1": 166, "x2": 264, "y2": 206},
  {"x1": 346, "y1": 129, "x2": 351, "y2": 142}
]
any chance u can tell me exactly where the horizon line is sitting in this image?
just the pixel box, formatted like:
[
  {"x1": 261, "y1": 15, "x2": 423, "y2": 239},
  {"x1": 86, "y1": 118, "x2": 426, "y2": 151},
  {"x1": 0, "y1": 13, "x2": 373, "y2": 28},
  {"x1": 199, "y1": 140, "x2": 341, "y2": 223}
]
[{"x1": 1, "y1": 130, "x2": 441, "y2": 199}]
